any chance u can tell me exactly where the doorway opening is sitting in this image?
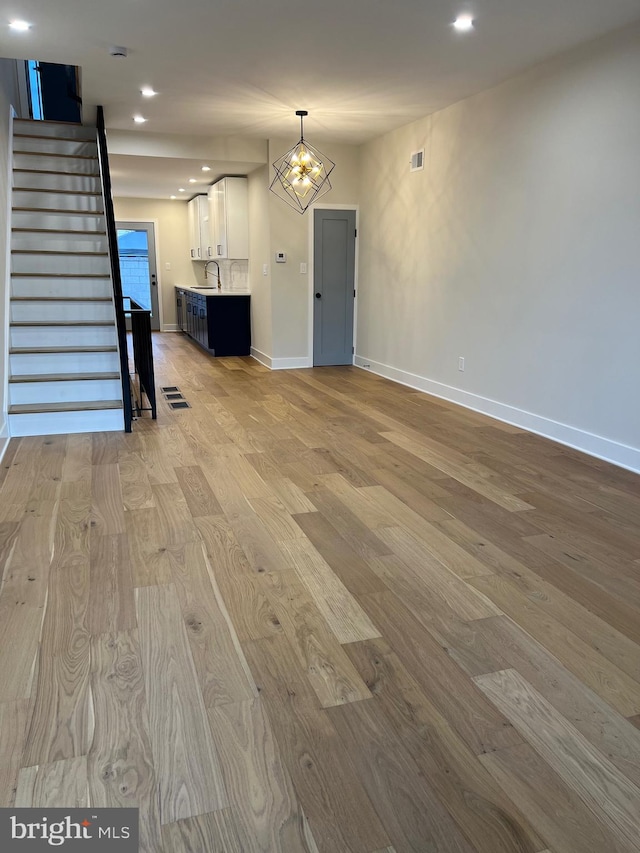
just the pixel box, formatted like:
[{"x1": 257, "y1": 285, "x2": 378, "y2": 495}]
[
  {"x1": 26, "y1": 60, "x2": 82, "y2": 123},
  {"x1": 116, "y1": 222, "x2": 161, "y2": 332}
]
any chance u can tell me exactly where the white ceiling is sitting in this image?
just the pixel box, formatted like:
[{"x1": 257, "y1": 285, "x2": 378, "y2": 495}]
[
  {"x1": 2, "y1": 0, "x2": 640, "y2": 197},
  {"x1": 108, "y1": 154, "x2": 265, "y2": 200}
]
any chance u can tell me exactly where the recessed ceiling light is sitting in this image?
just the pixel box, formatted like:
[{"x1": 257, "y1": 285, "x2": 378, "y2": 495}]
[
  {"x1": 9, "y1": 19, "x2": 31, "y2": 31},
  {"x1": 141, "y1": 87, "x2": 157, "y2": 97},
  {"x1": 188, "y1": 178, "x2": 197, "y2": 183},
  {"x1": 170, "y1": 195, "x2": 177, "y2": 199},
  {"x1": 453, "y1": 14, "x2": 474, "y2": 31},
  {"x1": 178, "y1": 188, "x2": 185, "y2": 192},
  {"x1": 133, "y1": 115, "x2": 147, "y2": 123},
  {"x1": 201, "y1": 166, "x2": 211, "y2": 172}
]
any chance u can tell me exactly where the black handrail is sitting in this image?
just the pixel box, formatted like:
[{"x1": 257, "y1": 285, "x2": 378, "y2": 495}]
[
  {"x1": 124, "y1": 298, "x2": 157, "y2": 420},
  {"x1": 96, "y1": 105, "x2": 133, "y2": 432}
]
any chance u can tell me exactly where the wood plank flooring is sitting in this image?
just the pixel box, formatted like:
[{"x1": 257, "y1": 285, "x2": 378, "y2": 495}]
[{"x1": 1, "y1": 331, "x2": 640, "y2": 852}]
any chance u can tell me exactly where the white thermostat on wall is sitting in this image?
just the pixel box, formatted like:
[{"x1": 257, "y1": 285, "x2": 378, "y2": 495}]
[{"x1": 275, "y1": 252, "x2": 287, "y2": 263}]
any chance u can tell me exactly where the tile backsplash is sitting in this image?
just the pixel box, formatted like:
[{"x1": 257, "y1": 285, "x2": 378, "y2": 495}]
[{"x1": 194, "y1": 259, "x2": 249, "y2": 291}]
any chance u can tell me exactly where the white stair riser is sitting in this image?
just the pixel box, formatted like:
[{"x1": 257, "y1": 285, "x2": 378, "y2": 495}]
[
  {"x1": 11, "y1": 325, "x2": 118, "y2": 348},
  {"x1": 10, "y1": 378, "x2": 122, "y2": 406},
  {"x1": 10, "y1": 351, "x2": 120, "y2": 375},
  {"x1": 12, "y1": 254, "x2": 111, "y2": 275},
  {"x1": 12, "y1": 211, "x2": 106, "y2": 231},
  {"x1": 13, "y1": 121, "x2": 96, "y2": 141},
  {"x1": 9, "y1": 407, "x2": 125, "y2": 437},
  {"x1": 12, "y1": 233, "x2": 108, "y2": 253},
  {"x1": 12, "y1": 153, "x2": 98, "y2": 174},
  {"x1": 11, "y1": 276, "x2": 112, "y2": 299},
  {"x1": 13, "y1": 190, "x2": 103, "y2": 212},
  {"x1": 13, "y1": 172, "x2": 100, "y2": 192},
  {"x1": 12, "y1": 301, "x2": 115, "y2": 323},
  {"x1": 14, "y1": 137, "x2": 97, "y2": 157}
]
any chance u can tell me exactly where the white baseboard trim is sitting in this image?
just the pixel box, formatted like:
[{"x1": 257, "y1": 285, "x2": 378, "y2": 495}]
[
  {"x1": 354, "y1": 355, "x2": 640, "y2": 475},
  {"x1": 0, "y1": 418, "x2": 9, "y2": 466},
  {"x1": 162, "y1": 324, "x2": 179, "y2": 332},
  {"x1": 250, "y1": 347, "x2": 272, "y2": 369},
  {"x1": 251, "y1": 348, "x2": 312, "y2": 371}
]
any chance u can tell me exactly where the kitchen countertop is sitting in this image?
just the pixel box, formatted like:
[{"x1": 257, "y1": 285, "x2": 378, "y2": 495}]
[{"x1": 176, "y1": 285, "x2": 250, "y2": 296}]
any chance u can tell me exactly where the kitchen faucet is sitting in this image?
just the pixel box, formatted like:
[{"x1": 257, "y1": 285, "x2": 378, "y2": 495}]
[{"x1": 204, "y1": 259, "x2": 221, "y2": 289}]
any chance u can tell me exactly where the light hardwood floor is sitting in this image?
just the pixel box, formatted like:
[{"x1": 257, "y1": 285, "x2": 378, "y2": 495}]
[{"x1": 1, "y1": 331, "x2": 640, "y2": 852}]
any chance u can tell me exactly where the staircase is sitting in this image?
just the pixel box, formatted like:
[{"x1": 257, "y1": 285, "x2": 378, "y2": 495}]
[{"x1": 8, "y1": 119, "x2": 125, "y2": 436}]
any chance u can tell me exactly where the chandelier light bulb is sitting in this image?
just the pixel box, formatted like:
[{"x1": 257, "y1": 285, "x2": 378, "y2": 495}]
[{"x1": 454, "y1": 14, "x2": 474, "y2": 31}]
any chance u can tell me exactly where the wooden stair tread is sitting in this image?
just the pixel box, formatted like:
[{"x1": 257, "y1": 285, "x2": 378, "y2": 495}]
[
  {"x1": 11, "y1": 321, "x2": 115, "y2": 327},
  {"x1": 10, "y1": 372, "x2": 120, "y2": 383},
  {"x1": 11, "y1": 273, "x2": 110, "y2": 278},
  {"x1": 11, "y1": 297, "x2": 111, "y2": 302},
  {"x1": 15, "y1": 119, "x2": 85, "y2": 126},
  {"x1": 12, "y1": 228, "x2": 106, "y2": 235},
  {"x1": 13, "y1": 168, "x2": 100, "y2": 177},
  {"x1": 12, "y1": 249, "x2": 108, "y2": 256},
  {"x1": 9, "y1": 400, "x2": 123, "y2": 415},
  {"x1": 13, "y1": 187, "x2": 101, "y2": 195},
  {"x1": 14, "y1": 133, "x2": 96, "y2": 142},
  {"x1": 10, "y1": 345, "x2": 118, "y2": 354},
  {"x1": 12, "y1": 207, "x2": 105, "y2": 215},
  {"x1": 14, "y1": 151, "x2": 97, "y2": 160}
]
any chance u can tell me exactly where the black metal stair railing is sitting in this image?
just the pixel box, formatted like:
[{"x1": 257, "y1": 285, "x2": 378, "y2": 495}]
[
  {"x1": 124, "y1": 298, "x2": 157, "y2": 419},
  {"x1": 96, "y1": 105, "x2": 133, "y2": 431}
]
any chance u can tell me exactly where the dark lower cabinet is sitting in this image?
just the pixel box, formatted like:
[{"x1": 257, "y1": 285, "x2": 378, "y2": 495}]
[
  {"x1": 175, "y1": 288, "x2": 250, "y2": 356},
  {"x1": 176, "y1": 289, "x2": 184, "y2": 330}
]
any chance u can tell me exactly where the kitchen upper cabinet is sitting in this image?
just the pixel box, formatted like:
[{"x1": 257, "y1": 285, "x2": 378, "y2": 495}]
[
  {"x1": 208, "y1": 177, "x2": 248, "y2": 259},
  {"x1": 187, "y1": 195, "x2": 211, "y2": 260}
]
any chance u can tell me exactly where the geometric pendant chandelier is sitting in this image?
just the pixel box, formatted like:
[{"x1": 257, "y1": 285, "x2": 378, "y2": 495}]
[{"x1": 269, "y1": 110, "x2": 335, "y2": 214}]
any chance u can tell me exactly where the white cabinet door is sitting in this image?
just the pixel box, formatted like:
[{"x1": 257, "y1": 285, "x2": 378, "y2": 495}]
[
  {"x1": 207, "y1": 178, "x2": 248, "y2": 259},
  {"x1": 197, "y1": 195, "x2": 212, "y2": 259},
  {"x1": 208, "y1": 181, "x2": 225, "y2": 258},
  {"x1": 187, "y1": 196, "x2": 201, "y2": 260},
  {"x1": 188, "y1": 195, "x2": 211, "y2": 261}
]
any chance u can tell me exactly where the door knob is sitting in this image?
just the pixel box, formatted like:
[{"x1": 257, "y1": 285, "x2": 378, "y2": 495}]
[{"x1": 315, "y1": 292, "x2": 321, "y2": 299}]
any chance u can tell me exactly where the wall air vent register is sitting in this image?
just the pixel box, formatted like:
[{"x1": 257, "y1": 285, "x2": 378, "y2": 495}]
[{"x1": 410, "y1": 149, "x2": 424, "y2": 172}]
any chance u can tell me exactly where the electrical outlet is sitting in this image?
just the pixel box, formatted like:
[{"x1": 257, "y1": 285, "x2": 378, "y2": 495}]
[{"x1": 458, "y1": 356, "x2": 465, "y2": 371}]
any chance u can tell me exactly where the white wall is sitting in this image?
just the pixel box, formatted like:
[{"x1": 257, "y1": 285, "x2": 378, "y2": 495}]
[
  {"x1": 0, "y1": 60, "x2": 19, "y2": 460},
  {"x1": 357, "y1": 24, "x2": 640, "y2": 472},
  {"x1": 248, "y1": 165, "x2": 273, "y2": 358},
  {"x1": 113, "y1": 197, "x2": 200, "y2": 330}
]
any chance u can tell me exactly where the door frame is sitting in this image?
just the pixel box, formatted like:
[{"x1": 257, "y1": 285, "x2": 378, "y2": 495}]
[
  {"x1": 307, "y1": 203, "x2": 359, "y2": 367},
  {"x1": 115, "y1": 218, "x2": 163, "y2": 331}
]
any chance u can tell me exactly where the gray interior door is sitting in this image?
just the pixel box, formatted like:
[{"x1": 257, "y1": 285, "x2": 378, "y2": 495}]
[
  {"x1": 116, "y1": 221, "x2": 160, "y2": 331},
  {"x1": 313, "y1": 209, "x2": 356, "y2": 366}
]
